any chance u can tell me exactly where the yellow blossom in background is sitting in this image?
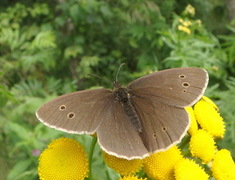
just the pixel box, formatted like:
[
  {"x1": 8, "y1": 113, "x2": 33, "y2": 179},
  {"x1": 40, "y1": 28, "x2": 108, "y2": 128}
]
[
  {"x1": 178, "y1": 25, "x2": 191, "y2": 34},
  {"x1": 185, "y1": 106, "x2": 198, "y2": 136},
  {"x1": 182, "y1": 20, "x2": 192, "y2": 27},
  {"x1": 119, "y1": 176, "x2": 147, "y2": 180},
  {"x1": 174, "y1": 158, "x2": 209, "y2": 180},
  {"x1": 178, "y1": 18, "x2": 192, "y2": 34},
  {"x1": 38, "y1": 137, "x2": 88, "y2": 180},
  {"x1": 189, "y1": 129, "x2": 216, "y2": 163},
  {"x1": 179, "y1": 18, "x2": 184, "y2": 24},
  {"x1": 185, "y1": 4, "x2": 195, "y2": 16},
  {"x1": 144, "y1": 145, "x2": 183, "y2": 180},
  {"x1": 196, "y1": 19, "x2": 202, "y2": 26},
  {"x1": 103, "y1": 152, "x2": 143, "y2": 176},
  {"x1": 194, "y1": 97, "x2": 225, "y2": 138},
  {"x1": 178, "y1": 18, "x2": 192, "y2": 27},
  {"x1": 212, "y1": 65, "x2": 219, "y2": 71},
  {"x1": 212, "y1": 149, "x2": 235, "y2": 180}
]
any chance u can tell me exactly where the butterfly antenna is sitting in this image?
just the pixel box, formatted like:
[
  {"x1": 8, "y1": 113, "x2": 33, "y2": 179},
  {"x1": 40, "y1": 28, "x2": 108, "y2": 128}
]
[
  {"x1": 87, "y1": 74, "x2": 112, "y2": 83},
  {"x1": 115, "y1": 63, "x2": 126, "y2": 83}
]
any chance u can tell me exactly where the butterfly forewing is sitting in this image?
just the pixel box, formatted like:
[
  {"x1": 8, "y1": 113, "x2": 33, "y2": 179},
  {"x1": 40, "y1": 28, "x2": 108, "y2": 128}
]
[
  {"x1": 97, "y1": 99, "x2": 149, "y2": 159},
  {"x1": 36, "y1": 88, "x2": 149, "y2": 159},
  {"x1": 36, "y1": 89, "x2": 113, "y2": 134},
  {"x1": 128, "y1": 67, "x2": 208, "y2": 107},
  {"x1": 127, "y1": 67, "x2": 208, "y2": 154}
]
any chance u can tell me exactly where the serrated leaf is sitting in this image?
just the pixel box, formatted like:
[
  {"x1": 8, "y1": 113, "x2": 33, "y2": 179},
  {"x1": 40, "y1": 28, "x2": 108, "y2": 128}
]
[{"x1": 31, "y1": 31, "x2": 56, "y2": 49}]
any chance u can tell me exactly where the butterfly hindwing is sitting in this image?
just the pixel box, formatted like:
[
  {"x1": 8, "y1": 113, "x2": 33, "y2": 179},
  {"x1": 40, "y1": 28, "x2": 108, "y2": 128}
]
[
  {"x1": 96, "y1": 98, "x2": 149, "y2": 159},
  {"x1": 131, "y1": 95, "x2": 189, "y2": 153}
]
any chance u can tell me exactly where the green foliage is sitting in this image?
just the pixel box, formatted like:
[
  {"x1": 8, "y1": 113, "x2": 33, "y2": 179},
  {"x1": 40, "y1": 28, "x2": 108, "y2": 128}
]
[
  {"x1": 0, "y1": 84, "x2": 16, "y2": 107},
  {"x1": 219, "y1": 25, "x2": 235, "y2": 74},
  {"x1": 0, "y1": 0, "x2": 235, "y2": 179}
]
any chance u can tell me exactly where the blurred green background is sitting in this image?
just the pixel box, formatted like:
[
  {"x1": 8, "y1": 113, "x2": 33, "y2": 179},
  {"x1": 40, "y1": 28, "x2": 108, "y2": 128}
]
[{"x1": 1, "y1": 0, "x2": 235, "y2": 179}]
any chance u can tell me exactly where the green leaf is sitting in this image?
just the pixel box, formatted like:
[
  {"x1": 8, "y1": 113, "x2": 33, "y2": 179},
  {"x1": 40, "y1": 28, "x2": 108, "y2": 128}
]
[
  {"x1": 64, "y1": 45, "x2": 83, "y2": 60},
  {"x1": 7, "y1": 159, "x2": 32, "y2": 180},
  {"x1": 31, "y1": 31, "x2": 56, "y2": 49},
  {"x1": 0, "y1": 85, "x2": 16, "y2": 107},
  {"x1": 7, "y1": 122, "x2": 30, "y2": 141}
]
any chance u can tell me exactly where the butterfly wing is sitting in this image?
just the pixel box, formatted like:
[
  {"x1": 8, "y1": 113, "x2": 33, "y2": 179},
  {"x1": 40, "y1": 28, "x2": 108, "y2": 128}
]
[
  {"x1": 131, "y1": 96, "x2": 189, "y2": 152},
  {"x1": 36, "y1": 89, "x2": 114, "y2": 134},
  {"x1": 36, "y1": 88, "x2": 149, "y2": 159},
  {"x1": 96, "y1": 98, "x2": 149, "y2": 160},
  {"x1": 128, "y1": 67, "x2": 208, "y2": 153},
  {"x1": 128, "y1": 67, "x2": 208, "y2": 107}
]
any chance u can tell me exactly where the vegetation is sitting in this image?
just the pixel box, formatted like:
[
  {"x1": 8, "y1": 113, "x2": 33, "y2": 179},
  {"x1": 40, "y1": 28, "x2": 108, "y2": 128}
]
[{"x1": 0, "y1": 0, "x2": 234, "y2": 179}]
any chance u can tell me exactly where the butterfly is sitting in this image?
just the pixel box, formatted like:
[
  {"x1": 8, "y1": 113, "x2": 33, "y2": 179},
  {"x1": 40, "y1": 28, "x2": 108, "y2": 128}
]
[{"x1": 36, "y1": 67, "x2": 208, "y2": 159}]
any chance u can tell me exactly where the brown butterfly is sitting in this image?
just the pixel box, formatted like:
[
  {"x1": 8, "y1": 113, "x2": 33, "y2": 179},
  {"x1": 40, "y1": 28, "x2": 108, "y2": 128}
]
[{"x1": 36, "y1": 67, "x2": 208, "y2": 159}]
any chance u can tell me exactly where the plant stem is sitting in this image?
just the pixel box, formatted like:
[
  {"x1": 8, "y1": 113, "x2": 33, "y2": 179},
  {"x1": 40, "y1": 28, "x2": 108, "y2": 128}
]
[{"x1": 88, "y1": 137, "x2": 97, "y2": 180}]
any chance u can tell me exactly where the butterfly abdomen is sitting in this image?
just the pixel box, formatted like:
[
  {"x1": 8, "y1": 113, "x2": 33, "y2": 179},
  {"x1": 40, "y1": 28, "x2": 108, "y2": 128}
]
[{"x1": 114, "y1": 87, "x2": 143, "y2": 133}]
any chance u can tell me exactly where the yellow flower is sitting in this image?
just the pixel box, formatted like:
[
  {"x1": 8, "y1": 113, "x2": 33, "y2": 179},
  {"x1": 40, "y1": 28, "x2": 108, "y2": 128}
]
[
  {"x1": 194, "y1": 97, "x2": 225, "y2": 138},
  {"x1": 174, "y1": 158, "x2": 209, "y2": 180},
  {"x1": 103, "y1": 152, "x2": 143, "y2": 176},
  {"x1": 179, "y1": 18, "x2": 192, "y2": 27},
  {"x1": 182, "y1": 20, "x2": 192, "y2": 27},
  {"x1": 38, "y1": 137, "x2": 88, "y2": 180},
  {"x1": 185, "y1": 4, "x2": 195, "y2": 16},
  {"x1": 144, "y1": 145, "x2": 183, "y2": 180},
  {"x1": 185, "y1": 106, "x2": 198, "y2": 136},
  {"x1": 196, "y1": 19, "x2": 202, "y2": 26},
  {"x1": 212, "y1": 65, "x2": 219, "y2": 71},
  {"x1": 179, "y1": 18, "x2": 184, "y2": 24},
  {"x1": 178, "y1": 25, "x2": 191, "y2": 34},
  {"x1": 212, "y1": 149, "x2": 235, "y2": 180},
  {"x1": 201, "y1": 96, "x2": 219, "y2": 111},
  {"x1": 189, "y1": 129, "x2": 216, "y2": 163},
  {"x1": 119, "y1": 176, "x2": 147, "y2": 180}
]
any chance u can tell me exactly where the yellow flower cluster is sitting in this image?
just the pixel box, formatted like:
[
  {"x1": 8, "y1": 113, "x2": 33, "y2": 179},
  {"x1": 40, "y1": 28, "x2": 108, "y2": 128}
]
[
  {"x1": 106, "y1": 145, "x2": 209, "y2": 180},
  {"x1": 143, "y1": 145, "x2": 209, "y2": 180},
  {"x1": 103, "y1": 151, "x2": 143, "y2": 176},
  {"x1": 194, "y1": 96, "x2": 225, "y2": 138},
  {"x1": 185, "y1": 4, "x2": 195, "y2": 16},
  {"x1": 187, "y1": 96, "x2": 224, "y2": 163},
  {"x1": 38, "y1": 137, "x2": 88, "y2": 180},
  {"x1": 185, "y1": 96, "x2": 235, "y2": 179},
  {"x1": 189, "y1": 129, "x2": 216, "y2": 163},
  {"x1": 174, "y1": 158, "x2": 209, "y2": 180},
  {"x1": 144, "y1": 146, "x2": 182, "y2": 180},
  {"x1": 179, "y1": 18, "x2": 192, "y2": 27},
  {"x1": 177, "y1": 4, "x2": 203, "y2": 34},
  {"x1": 212, "y1": 149, "x2": 235, "y2": 179},
  {"x1": 178, "y1": 23, "x2": 191, "y2": 34},
  {"x1": 177, "y1": 4, "x2": 194, "y2": 34},
  {"x1": 196, "y1": 19, "x2": 202, "y2": 26}
]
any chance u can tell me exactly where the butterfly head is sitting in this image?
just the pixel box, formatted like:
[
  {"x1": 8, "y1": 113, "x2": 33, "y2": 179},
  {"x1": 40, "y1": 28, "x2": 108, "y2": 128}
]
[{"x1": 113, "y1": 81, "x2": 122, "y2": 89}]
